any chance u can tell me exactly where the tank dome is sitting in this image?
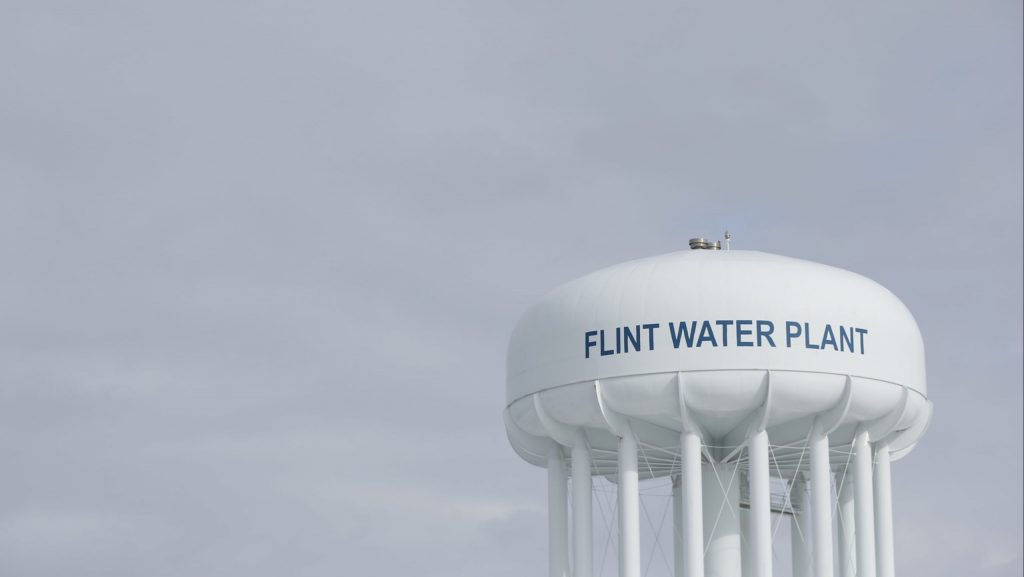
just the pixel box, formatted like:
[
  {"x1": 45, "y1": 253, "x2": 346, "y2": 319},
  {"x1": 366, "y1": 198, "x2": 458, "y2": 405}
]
[{"x1": 505, "y1": 250, "x2": 930, "y2": 469}]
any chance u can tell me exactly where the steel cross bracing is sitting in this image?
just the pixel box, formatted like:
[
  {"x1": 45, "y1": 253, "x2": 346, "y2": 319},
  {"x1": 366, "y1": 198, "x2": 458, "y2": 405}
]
[{"x1": 541, "y1": 411, "x2": 894, "y2": 577}]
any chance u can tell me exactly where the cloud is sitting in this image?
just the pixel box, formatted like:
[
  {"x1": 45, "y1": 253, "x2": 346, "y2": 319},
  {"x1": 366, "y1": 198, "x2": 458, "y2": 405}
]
[{"x1": 0, "y1": 0, "x2": 1019, "y2": 575}]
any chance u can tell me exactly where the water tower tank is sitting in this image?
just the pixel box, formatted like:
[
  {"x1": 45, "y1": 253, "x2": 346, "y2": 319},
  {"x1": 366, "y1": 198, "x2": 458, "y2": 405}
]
[{"x1": 504, "y1": 245, "x2": 931, "y2": 577}]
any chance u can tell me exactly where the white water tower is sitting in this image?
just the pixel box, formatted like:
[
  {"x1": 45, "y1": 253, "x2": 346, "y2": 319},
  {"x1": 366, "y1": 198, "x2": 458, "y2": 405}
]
[{"x1": 504, "y1": 240, "x2": 931, "y2": 577}]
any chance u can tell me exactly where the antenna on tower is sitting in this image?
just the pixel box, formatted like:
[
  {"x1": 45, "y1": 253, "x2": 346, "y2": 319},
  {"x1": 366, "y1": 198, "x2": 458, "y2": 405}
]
[{"x1": 724, "y1": 230, "x2": 732, "y2": 251}]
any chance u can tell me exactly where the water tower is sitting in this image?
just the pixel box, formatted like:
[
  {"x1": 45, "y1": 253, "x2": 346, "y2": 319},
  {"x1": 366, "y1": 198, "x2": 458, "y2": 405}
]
[{"x1": 503, "y1": 240, "x2": 931, "y2": 577}]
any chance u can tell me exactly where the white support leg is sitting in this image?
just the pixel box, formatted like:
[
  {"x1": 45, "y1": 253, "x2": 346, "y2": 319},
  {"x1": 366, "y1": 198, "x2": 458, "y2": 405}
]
[
  {"x1": 790, "y1": 475, "x2": 811, "y2": 577},
  {"x1": 874, "y1": 442, "x2": 895, "y2": 577},
  {"x1": 572, "y1": 434, "x2": 592, "y2": 577},
  {"x1": 748, "y1": 430, "x2": 772, "y2": 577},
  {"x1": 740, "y1": 496, "x2": 751, "y2": 577},
  {"x1": 673, "y1": 475, "x2": 684, "y2": 577},
  {"x1": 854, "y1": 430, "x2": 877, "y2": 577},
  {"x1": 619, "y1": 431, "x2": 641, "y2": 577},
  {"x1": 810, "y1": 430, "x2": 835, "y2": 577},
  {"x1": 548, "y1": 450, "x2": 569, "y2": 577},
  {"x1": 681, "y1": 431, "x2": 705, "y2": 577},
  {"x1": 837, "y1": 471, "x2": 855, "y2": 577},
  {"x1": 704, "y1": 461, "x2": 742, "y2": 577}
]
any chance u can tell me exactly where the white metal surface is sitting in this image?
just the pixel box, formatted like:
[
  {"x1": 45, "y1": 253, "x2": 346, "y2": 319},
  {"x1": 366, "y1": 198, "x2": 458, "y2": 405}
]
[
  {"x1": 874, "y1": 442, "x2": 895, "y2": 577},
  {"x1": 809, "y1": 430, "x2": 834, "y2": 577},
  {"x1": 853, "y1": 429, "x2": 877, "y2": 577},
  {"x1": 505, "y1": 249, "x2": 929, "y2": 577},
  {"x1": 508, "y1": 250, "x2": 926, "y2": 404},
  {"x1": 740, "y1": 503, "x2": 752, "y2": 577},
  {"x1": 506, "y1": 250, "x2": 930, "y2": 482},
  {"x1": 571, "y1": 435, "x2": 592, "y2": 577},
  {"x1": 618, "y1": 430, "x2": 641, "y2": 577},
  {"x1": 704, "y1": 462, "x2": 741, "y2": 577},
  {"x1": 748, "y1": 431, "x2": 772, "y2": 577},
  {"x1": 548, "y1": 451, "x2": 569, "y2": 577},
  {"x1": 790, "y1": 477, "x2": 811, "y2": 577},
  {"x1": 837, "y1": 475, "x2": 856, "y2": 577},
  {"x1": 681, "y1": 431, "x2": 704, "y2": 577},
  {"x1": 672, "y1": 475, "x2": 684, "y2": 577}
]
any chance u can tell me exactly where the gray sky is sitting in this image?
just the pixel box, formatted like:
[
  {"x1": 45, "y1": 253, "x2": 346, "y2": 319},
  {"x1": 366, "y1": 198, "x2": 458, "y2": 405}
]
[{"x1": 0, "y1": 1, "x2": 1021, "y2": 576}]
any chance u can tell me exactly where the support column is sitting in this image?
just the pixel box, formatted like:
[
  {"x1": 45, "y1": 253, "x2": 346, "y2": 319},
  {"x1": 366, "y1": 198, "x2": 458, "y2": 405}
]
[
  {"x1": 810, "y1": 429, "x2": 835, "y2": 577},
  {"x1": 837, "y1": 472, "x2": 855, "y2": 577},
  {"x1": 874, "y1": 442, "x2": 895, "y2": 577},
  {"x1": 790, "y1": 475, "x2": 811, "y2": 577},
  {"x1": 740, "y1": 494, "x2": 751, "y2": 577},
  {"x1": 548, "y1": 450, "x2": 569, "y2": 577},
  {"x1": 673, "y1": 475, "x2": 684, "y2": 577},
  {"x1": 572, "y1": 433, "x2": 592, "y2": 577},
  {"x1": 618, "y1": 430, "x2": 641, "y2": 577},
  {"x1": 853, "y1": 430, "x2": 877, "y2": 577},
  {"x1": 681, "y1": 431, "x2": 705, "y2": 577},
  {"x1": 748, "y1": 430, "x2": 772, "y2": 577},
  {"x1": 703, "y1": 461, "x2": 741, "y2": 577}
]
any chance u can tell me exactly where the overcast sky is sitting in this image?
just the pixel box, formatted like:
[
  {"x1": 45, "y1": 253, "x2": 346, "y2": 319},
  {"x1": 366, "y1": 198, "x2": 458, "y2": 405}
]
[{"x1": 0, "y1": 1, "x2": 1021, "y2": 576}]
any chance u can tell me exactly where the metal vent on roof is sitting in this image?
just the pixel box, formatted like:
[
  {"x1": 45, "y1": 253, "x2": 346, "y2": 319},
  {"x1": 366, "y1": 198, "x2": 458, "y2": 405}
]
[{"x1": 689, "y1": 238, "x2": 721, "y2": 250}]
